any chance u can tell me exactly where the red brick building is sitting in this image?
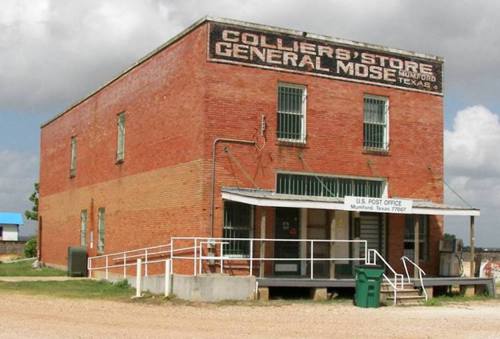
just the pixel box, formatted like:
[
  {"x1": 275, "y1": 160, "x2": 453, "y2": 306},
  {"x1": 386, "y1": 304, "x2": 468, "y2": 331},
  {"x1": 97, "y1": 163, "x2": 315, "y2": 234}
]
[{"x1": 39, "y1": 17, "x2": 479, "y2": 284}]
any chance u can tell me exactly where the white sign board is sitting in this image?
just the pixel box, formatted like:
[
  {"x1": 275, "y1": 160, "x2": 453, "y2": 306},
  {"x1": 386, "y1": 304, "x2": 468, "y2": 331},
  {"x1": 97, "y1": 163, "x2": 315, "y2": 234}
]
[{"x1": 344, "y1": 196, "x2": 413, "y2": 214}]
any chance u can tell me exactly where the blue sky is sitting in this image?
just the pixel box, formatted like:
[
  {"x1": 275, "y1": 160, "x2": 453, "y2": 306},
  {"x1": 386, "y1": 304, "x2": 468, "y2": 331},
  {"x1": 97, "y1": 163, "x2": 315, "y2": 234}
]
[{"x1": 1, "y1": 0, "x2": 500, "y2": 246}]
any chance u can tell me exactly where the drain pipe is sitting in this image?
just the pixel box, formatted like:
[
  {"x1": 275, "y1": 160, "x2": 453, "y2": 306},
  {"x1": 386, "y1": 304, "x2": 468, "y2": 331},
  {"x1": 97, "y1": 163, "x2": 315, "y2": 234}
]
[{"x1": 210, "y1": 138, "x2": 255, "y2": 237}]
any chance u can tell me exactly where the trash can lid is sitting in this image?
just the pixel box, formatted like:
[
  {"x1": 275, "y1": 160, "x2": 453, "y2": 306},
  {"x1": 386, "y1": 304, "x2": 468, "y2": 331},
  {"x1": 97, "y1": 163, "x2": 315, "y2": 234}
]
[{"x1": 356, "y1": 264, "x2": 383, "y2": 269}]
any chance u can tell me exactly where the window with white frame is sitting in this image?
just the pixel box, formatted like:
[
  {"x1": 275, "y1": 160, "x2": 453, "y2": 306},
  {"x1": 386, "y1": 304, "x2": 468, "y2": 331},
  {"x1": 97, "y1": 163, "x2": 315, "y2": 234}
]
[
  {"x1": 70, "y1": 136, "x2": 77, "y2": 177},
  {"x1": 97, "y1": 208, "x2": 105, "y2": 254},
  {"x1": 277, "y1": 83, "x2": 306, "y2": 142},
  {"x1": 80, "y1": 210, "x2": 87, "y2": 247},
  {"x1": 404, "y1": 215, "x2": 428, "y2": 261},
  {"x1": 363, "y1": 95, "x2": 388, "y2": 150},
  {"x1": 116, "y1": 112, "x2": 125, "y2": 162}
]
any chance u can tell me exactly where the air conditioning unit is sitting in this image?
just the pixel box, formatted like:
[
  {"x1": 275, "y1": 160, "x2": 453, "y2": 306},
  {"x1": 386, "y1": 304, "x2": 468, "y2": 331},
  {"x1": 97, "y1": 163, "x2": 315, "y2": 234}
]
[
  {"x1": 439, "y1": 239, "x2": 463, "y2": 253},
  {"x1": 439, "y1": 238, "x2": 463, "y2": 277}
]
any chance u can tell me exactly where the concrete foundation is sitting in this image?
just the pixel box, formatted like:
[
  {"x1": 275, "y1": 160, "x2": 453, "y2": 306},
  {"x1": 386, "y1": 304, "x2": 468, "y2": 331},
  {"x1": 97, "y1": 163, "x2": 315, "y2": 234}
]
[
  {"x1": 460, "y1": 285, "x2": 475, "y2": 297},
  {"x1": 311, "y1": 288, "x2": 328, "y2": 301},
  {"x1": 171, "y1": 274, "x2": 256, "y2": 302},
  {"x1": 258, "y1": 287, "x2": 269, "y2": 301},
  {"x1": 424, "y1": 286, "x2": 434, "y2": 299}
]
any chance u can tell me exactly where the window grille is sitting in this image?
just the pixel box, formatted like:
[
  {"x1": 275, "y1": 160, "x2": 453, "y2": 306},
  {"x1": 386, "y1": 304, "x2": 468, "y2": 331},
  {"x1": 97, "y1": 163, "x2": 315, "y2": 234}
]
[
  {"x1": 223, "y1": 202, "x2": 252, "y2": 256},
  {"x1": 277, "y1": 84, "x2": 306, "y2": 142},
  {"x1": 363, "y1": 96, "x2": 388, "y2": 150},
  {"x1": 277, "y1": 173, "x2": 384, "y2": 198}
]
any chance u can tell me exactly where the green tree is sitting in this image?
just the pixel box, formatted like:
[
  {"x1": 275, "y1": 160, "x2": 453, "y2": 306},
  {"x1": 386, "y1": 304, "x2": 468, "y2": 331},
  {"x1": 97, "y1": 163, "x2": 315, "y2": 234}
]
[{"x1": 25, "y1": 182, "x2": 39, "y2": 221}]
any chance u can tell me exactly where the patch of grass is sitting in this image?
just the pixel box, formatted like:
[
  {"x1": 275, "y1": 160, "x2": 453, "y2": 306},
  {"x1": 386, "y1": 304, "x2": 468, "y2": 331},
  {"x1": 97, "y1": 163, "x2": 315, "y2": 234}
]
[
  {"x1": 424, "y1": 293, "x2": 492, "y2": 306},
  {"x1": 0, "y1": 260, "x2": 66, "y2": 277},
  {"x1": 0, "y1": 279, "x2": 134, "y2": 300}
]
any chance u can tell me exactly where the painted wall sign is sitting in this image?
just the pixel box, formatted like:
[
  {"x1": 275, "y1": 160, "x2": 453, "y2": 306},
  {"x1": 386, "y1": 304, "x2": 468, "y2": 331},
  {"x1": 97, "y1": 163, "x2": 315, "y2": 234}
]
[
  {"x1": 344, "y1": 196, "x2": 413, "y2": 214},
  {"x1": 208, "y1": 23, "x2": 443, "y2": 95}
]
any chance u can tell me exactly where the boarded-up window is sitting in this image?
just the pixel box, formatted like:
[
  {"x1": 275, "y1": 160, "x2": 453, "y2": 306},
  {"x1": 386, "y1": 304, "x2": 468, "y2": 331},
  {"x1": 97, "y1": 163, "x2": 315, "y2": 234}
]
[
  {"x1": 97, "y1": 208, "x2": 105, "y2": 254},
  {"x1": 364, "y1": 96, "x2": 388, "y2": 150},
  {"x1": 116, "y1": 112, "x2": 125, "y2": 162},
  {"x1": 70, "y1": 136, "x2": 77, "y2": 177},
  {"x1": 80, "y1": 210, "x2": 87, "y2": 246},
  {"x1": 277, "y1": 84, "x2": 306, "y2": 142}
]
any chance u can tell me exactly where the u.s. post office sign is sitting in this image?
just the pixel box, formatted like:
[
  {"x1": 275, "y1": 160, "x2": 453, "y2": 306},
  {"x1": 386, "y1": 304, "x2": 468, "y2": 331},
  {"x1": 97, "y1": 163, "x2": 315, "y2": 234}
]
[{"x1": 208, "y1": 23, "x2": 443, "y2": 95}]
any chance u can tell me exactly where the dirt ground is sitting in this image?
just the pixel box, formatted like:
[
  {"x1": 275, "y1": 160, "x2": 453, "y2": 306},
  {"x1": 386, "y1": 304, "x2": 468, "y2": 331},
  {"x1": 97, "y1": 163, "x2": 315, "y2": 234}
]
[{"x1": 1, "y1": 294, "x2": 500, "y2": 338}]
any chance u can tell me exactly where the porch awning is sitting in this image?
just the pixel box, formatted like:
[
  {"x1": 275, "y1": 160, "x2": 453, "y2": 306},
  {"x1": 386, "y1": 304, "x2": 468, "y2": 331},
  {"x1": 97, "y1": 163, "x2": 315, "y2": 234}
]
[{"x1": 221, "y1": 187, "x2": 480, "y2": 216}]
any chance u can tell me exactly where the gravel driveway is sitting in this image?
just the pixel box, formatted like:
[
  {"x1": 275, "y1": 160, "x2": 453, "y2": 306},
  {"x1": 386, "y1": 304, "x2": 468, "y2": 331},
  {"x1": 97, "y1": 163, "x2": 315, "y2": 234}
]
[{"x1": 1, "y1": 294, "x2": 499, "y2": 338}]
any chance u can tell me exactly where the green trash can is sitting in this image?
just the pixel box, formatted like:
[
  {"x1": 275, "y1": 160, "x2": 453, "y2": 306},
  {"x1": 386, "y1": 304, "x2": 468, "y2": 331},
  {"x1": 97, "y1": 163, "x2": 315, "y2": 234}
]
[{"x1": 354, "y1": 264, "x2": 384, "y2": 308}]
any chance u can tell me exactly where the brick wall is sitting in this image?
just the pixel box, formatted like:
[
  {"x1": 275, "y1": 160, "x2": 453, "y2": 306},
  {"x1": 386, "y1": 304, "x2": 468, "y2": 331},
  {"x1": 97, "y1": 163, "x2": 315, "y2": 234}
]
[{"x1": 39, "y1": 24, "x2": 210, "y2": 266}]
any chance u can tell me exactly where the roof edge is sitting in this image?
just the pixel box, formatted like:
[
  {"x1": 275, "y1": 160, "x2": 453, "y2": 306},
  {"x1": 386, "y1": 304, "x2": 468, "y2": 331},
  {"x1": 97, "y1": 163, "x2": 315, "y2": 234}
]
[{"x1": 41, "y1": 15, "x2": 444, "y2": 128}]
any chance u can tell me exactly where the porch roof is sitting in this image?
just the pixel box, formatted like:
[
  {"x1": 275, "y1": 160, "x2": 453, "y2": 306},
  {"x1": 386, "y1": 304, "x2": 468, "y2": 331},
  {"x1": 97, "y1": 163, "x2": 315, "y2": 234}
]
[{"x1": 221, "y1": 187, "x2": 480, "y2": 217}]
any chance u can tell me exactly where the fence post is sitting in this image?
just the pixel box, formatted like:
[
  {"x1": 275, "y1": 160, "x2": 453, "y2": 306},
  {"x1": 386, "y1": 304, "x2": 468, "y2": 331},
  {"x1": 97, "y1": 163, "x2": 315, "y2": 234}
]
[
  {"x1": 194, "y1": 238, "x2": 197, "y2": 276},
  {"x1": 310, "y1": 240, "x2": 314, "y2": 280},
  {"x1": 249, "y1": 240, "x2": 253, "y2": 276},
  {"x1": 164, "y1": 259, "x2": 172, "y2": 297},
  {"x1": 105, "y1": 256, "x2": 109, "y2": 280},
  {"x1": 145, "y1": 249, "x2": 148, "y2": 277},
  {"x1": 123, "y1": 253, "x2": 126, "y2": 279},
  {"x1": 220, "y1": 243, "x2": 224, "y2": 274},
  {"x1": 135, "y1": 258, "x2": 142, "y2": 298},
  {"x1": 87, "y1": 257, "x2": 92, "y2": 278}
]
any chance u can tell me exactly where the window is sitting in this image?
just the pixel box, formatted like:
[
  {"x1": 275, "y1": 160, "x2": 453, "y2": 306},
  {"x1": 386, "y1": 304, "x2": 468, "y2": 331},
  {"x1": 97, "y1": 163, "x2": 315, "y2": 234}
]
[
  {"x1": 97, "y1": 208, "x2": 105, "y2": 254},
  {"x1": 277, "y1": 83, "x2": 306, "y2": 142},
  {"x1": 363, "y1": 95, "x2": 388, "y2": 150},
  {"x1": 70, "y1": 136, "x2": 77, "y2": 177},
  {"x1": 223, "y1": 201, "x2": 252, "y2": 256},
  {"x1": 116, "y1": 112, "x2": 125, "y2": 162},
  {"x1": 80, "y1": 210, "x2": 87, "y2": 247},
  {"x1": 277, "y1": 173, "x2": 384, "y2": 198},
  {"x1": 404, "y1": 215, "x2": 428, "y2": 261}
]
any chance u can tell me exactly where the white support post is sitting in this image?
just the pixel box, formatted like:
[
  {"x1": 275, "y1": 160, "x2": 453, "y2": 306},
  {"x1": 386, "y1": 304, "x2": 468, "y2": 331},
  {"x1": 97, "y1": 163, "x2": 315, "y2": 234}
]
[
  {"x1": 88, "y1": 258, "x2": 92, "y2": 278},
  {"x1": 310, "y1": 240, "x2": 314, "y2": 280},
  {"x1": 135, "y1": 258, "x2": 142, "y2": 298},
  {"x1": 123, "y1": 253, "x2": 126, "y2": 279},
  {"x1": 414, "y1": 217, "x2": 420, "y2": 279},
  {"x1": 199, "y1": 242, "x2": 203, "y2": 275},
  {"x1": 105, "y1": 256, "x2": 109, "y2": 280},
  {"x1": 259, "y1": 210, "x2": 266, "y2": 278},
  {"x1": 164, "y1": 259, "x2": 172, "y2": 297},
  {"x1": 145, "y1": 249, "x2": 148, "y2": 277},
  {"x1": 470, "y1": 216, "x2": 475, "y2": 277},
  {"x1": 170, "y1": 238, "x2": 174, "y2": 275},
  {"x1": 249, "y1": 240, "x2": 253, "y2": 276}
]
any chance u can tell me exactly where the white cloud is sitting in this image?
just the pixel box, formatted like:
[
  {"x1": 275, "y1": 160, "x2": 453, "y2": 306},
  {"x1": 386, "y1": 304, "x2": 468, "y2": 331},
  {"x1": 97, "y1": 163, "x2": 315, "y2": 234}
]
[
  {"x1": 444, "y1": 106, "x2": 500, "y2": 246},
  {"x1": 1, "y1": 0, "x2": 500, "y2": 114}
]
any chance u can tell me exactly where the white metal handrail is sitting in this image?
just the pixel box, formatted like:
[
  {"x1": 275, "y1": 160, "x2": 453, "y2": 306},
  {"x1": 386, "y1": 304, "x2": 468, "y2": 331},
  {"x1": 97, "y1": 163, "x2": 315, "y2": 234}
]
[
  {"x1": 401, "y1": 256, "x2": 428, "y2": 301},
  {"x1": 171, "y1": 237, "x2": 368, "y2": 279},
  {"x1": 367, "y1": 249, "x2": 405, "y2": 305}
]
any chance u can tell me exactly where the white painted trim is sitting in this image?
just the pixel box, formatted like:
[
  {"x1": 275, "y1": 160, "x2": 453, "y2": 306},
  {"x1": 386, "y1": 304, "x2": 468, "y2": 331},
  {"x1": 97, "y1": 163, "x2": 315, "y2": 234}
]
[{"x1": 221, "y1": 192, "x2": 480, "y2": 217}]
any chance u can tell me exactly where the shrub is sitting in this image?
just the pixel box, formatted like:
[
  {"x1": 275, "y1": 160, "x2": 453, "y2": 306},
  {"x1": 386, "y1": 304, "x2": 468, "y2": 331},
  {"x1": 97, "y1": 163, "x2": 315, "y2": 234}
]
[{"x1": 24, "y1": 238, "x2": 37, "y2": 258}]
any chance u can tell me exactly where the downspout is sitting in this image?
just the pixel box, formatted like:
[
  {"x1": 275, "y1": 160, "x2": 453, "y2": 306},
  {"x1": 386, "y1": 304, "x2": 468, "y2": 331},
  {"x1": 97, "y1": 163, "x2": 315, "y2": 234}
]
[{"x1": 210, "y1": 138, "x2": 255, "y2": 237}]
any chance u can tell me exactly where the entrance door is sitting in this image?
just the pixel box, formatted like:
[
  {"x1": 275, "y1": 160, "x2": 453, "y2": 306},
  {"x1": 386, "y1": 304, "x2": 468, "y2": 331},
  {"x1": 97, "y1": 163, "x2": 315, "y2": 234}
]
[
  {"x1": 274, "y1": 207, "x2": 300, "y2": 275},
  {"x1": 359, "y1": 213, "x2": 385, "y2": 257}
]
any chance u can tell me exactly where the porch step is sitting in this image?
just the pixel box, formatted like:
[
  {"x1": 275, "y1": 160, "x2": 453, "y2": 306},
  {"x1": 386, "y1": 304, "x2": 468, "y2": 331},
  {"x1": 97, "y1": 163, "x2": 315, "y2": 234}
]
[
  {"x1": 380, "y1": 288, "x2": 420, "y2": 295},
  {"x1": 387, "y1": 295, "x2": 426, "y2": 306}
]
